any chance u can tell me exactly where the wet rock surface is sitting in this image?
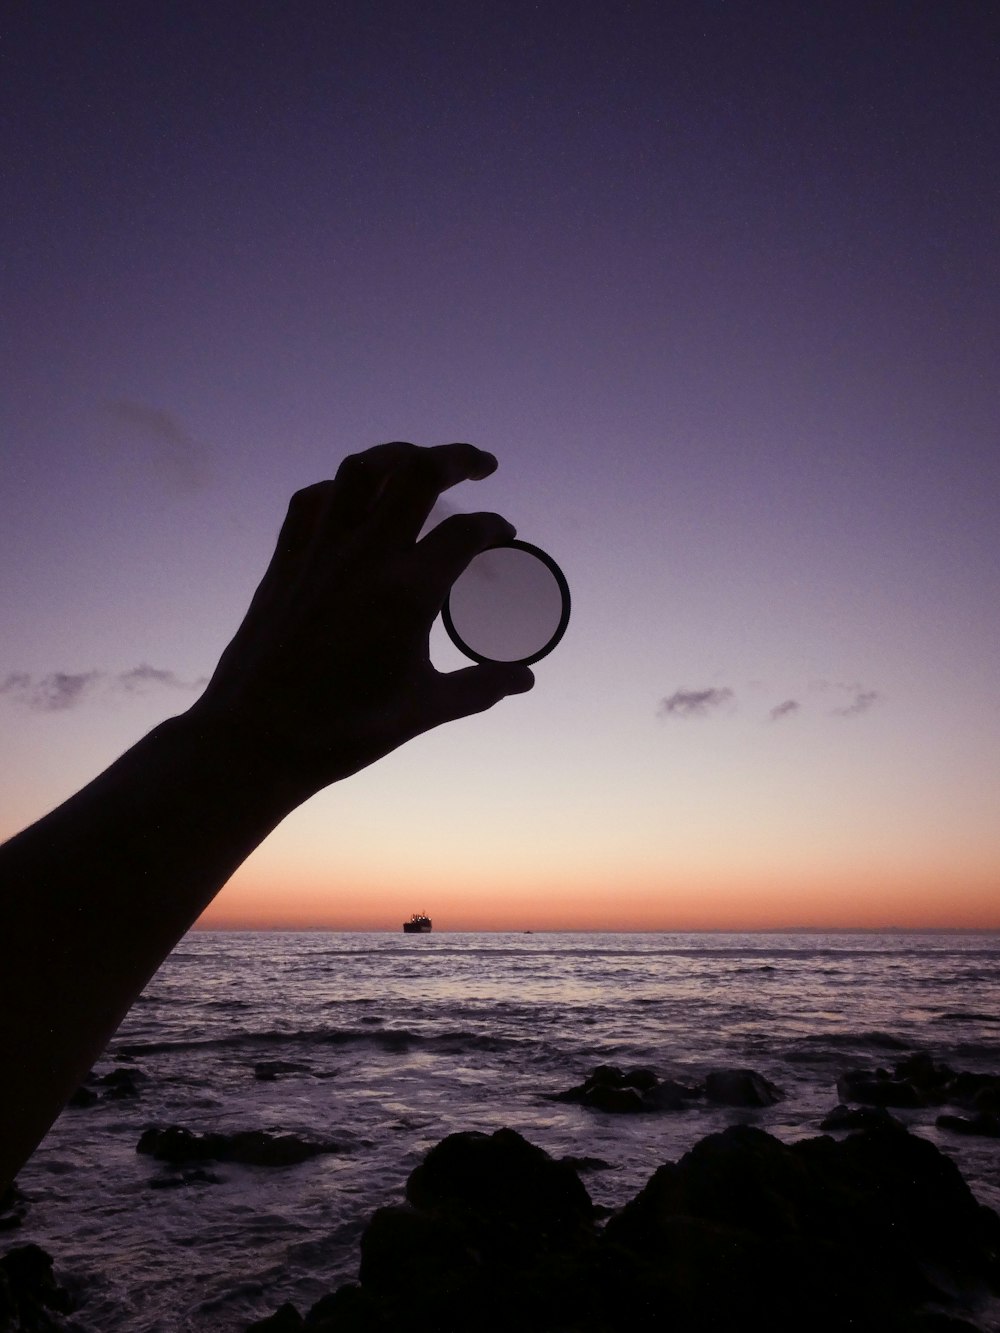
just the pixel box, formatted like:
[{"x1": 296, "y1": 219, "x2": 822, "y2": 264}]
[
  {"x1": 253, "y1": 1060, "x2": 314, "y2": 1082},
  {"x1": 0, "y1": 1243, "x2": 77, "y2": 1331},
  {"x1": 550, "y1": 1064, "x2": 769, "y2": 1113},
  {"x1": 820, "y1": 1103, "x2": 904, "y2": 1132},
  {"x1": 97, "y1": 1067, "x2": 146, "y2": 1099},
  {"x1": 838, "y1": 1054, "x2": 1000, "y2": 1115},
  {"x1": 67, "y1": 1066, "x2": 146, "y2": 1108},
  {"x1": 0, "y1": 1184, "x2": 28, "y2": 1233},
  {"x1": 703, "y1": 1068, "x2": 783, "y2": 1107},
  {"x1": 936, "y1": 1112, "x2": 1000, "y2": 1138},
  {"x1": 147, "y1": 1165, "x2": 224, "y2": 1190},
  {"x1": 248, "y1": 1122, "x2": 1000, "y2": 1332},
  {"x1": 137, "y1": 1125, "x2": 345, "y2": 1167}
]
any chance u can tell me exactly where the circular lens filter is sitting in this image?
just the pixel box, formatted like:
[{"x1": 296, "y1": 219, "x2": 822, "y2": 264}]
[{"x1": 442, "y1": 539, "x2": 570, "y2": 667}]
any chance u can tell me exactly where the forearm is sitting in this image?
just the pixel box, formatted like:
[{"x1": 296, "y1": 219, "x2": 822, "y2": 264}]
[
  {"x1": 0, "y1": 441, "x2": 533, "y2": 1194},
  {"x1": 0, "y1": 708, "x2": 303, "y2": 1191}
]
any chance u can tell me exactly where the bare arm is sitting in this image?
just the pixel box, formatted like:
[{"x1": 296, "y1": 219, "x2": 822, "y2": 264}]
[{"x1": 0, "y1": 442, "x2": 533, "y2": 1192}]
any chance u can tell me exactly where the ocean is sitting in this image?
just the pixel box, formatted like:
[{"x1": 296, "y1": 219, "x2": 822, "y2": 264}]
[{"x1": 8, "y1": 930, "x2": 1000, "y2": 1331}]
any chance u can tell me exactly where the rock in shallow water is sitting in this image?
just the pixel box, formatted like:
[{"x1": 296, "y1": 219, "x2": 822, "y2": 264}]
[
  {"x1": 703, "y1": 1068, "x2": 783, "y2": 1107},
  {"x1": 837, "y1": 1054, "x2": 1000, "y2": 1114},
  {"x1": 0, "y1": 1243, "x2": 76, "y2": 1331},
  {"x1": 249, "y1": 1123, "x2": 1000, "y2": 1332},
  {"x1": 837, "y1": 1067, "x2": 924, "y2": 1107},
  {"x1": 0, "y1": 1184, "x2": 28, "y2": 1232},
  {"x1": 936, "y1": 1112, "x2": 1000, "y2": 1138},
  {"x1": 820, "y1": 1103, "x2": 904, "y2": 1132},
  {"x1": 551, "y1": 1064, "x2": 702, "y2": 1112},
  {"x1": 137, "y1": 1125, "x2": 345, "y2": 1167}
]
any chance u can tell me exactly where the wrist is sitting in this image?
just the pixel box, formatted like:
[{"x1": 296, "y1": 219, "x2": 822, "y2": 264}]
[{"x1": 165, "y1": 702, "x2": 318, "y2": 828}]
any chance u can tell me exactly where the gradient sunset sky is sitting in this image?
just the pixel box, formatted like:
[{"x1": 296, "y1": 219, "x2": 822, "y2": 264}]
[{"x1": 3, "y1": 2, "x2": 998, "y2": 931}]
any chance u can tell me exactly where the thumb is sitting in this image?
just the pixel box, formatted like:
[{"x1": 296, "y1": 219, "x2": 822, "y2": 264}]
[{"x1": 429, "y1": 662, "x2": 535, "y2": 726}]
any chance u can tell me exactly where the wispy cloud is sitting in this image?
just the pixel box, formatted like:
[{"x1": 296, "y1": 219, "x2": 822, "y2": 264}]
[
  {"x1": 657, "y1": 687, "x2": 734, "y2": 719},
  {"x1": 0, "y1": 666, "x2": 206, "y2": 712},
  {"x1": 832, "y1": 688, "x2": 880, "y2": 718},
  {"x1": 101, "y1": 399, "x2": 213, "y2": 492},
  {"x1": 0, "y1": 671, "x2": 101, "y2": 711},
  {"x1": 769, "y1": 699, "x2": 800, "y2": 722},
  {"x1": 654, "y1": 681, "x2": 881, "y2": 725},
  {"x1": 118, "y1": 665, "x2": 196, "y2": 693}
]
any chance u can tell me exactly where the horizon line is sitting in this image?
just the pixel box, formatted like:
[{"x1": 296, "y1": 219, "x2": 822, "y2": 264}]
[{"x1": 192, "y1": 924, "x2": 1000, "y2": 934}]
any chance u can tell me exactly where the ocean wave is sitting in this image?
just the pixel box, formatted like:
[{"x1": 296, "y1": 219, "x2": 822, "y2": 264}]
[
  {"x1": 115, "y1": 1026, "x2": 527, "y2": 1059},
  {"x1": 295, "y1": 944, "x2": 912, "y2": 963},
  {"x1": 801, "y1": 1031, "x2": 911, "y2": 1050},
  {"x1": 933, "y1": 1012, "x2": 1000, "y2": 1024},
  {"x1": 952, "y1": 1041, "x2": 1000, "y2": 1062}
]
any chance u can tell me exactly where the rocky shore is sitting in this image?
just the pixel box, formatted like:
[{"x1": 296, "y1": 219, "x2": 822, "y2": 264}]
[
  {"x1": 4, "y1": 1055, "x2": 1000, "y2": 1331},
  {"x1": 241, "y1": 1118, "x2": 999, "y2": 1333}
]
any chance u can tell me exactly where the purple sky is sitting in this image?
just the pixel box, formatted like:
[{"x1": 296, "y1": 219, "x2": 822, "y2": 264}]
[{"x1": 2, "y1": 3, "x2": 998, "y2": 928}]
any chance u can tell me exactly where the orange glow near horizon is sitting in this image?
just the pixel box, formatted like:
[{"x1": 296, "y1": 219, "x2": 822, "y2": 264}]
[
  {"x1": 182, "y1": 784, "x2": 1000, "y2": 934},
  {"x1": 196, "y1": 861, "x2": 1000, "y2": 933}
]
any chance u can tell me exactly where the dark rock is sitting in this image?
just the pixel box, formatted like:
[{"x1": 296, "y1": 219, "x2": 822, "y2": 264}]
[
  {"x1": 0, "y1": 1185, "x2": 27, "y2": 1233},
  {"x1": 253, "y1": 1061, "x2": 312, "y2": 1082},
  {"x1": 895, "y1": 1052, "x2": 956, "y2": 1100},
  {"x1": 618, "y1": 1066, "x2": 659, "y2": 1091},
  {"x1": 98, "y1": 1066, "x2": 146, "y2": 1087},
  {"x1": 604, "y1": 1123, "x2": 1000, "y2": 1330},
  {"x1": 704, "y1": 1068, "x2": 783, "y2": 1107},
  {"x1": 820, "y1": 1103, "x2": 904, "y2": 1131},
  {"x1": 254, "y1": 1122, "x2": 1000, "y2": 1333},
  {"x1": 552, "y1": 1064, "x2": 699, "y2": 1113},
  {"x1": 68, "y1": 1067, "x2": 146, "y2": 1105},
  {"x1": 606, "y1": 1124, "x2": 817, "y2": 1250},
  {"x1": 303, "y1": 1283, "x2": 387, "y2": 1330},
  {"x1": 357, "y1": 1128, "x2": 598, "y2": 1329},
  {"x1": 586, "y1": 1083, "x2": 647, "y2": 1113},
  {"x1": 66, "y1": 1086, "x2": 99, "y2": 1109},
  {"x1": 647, "y1": 1078, "x2": 704, "y2": 1110},
  {"x1": 937, "y1": 1112, "x2": 1000, "y2": 1138},
  {"x1": 137, "y1": 1125, "x2": 343, "y2": 1167},
  {"x1": 245, "y1": 1300, "x2": 303, "y2": 1331},
  {"x1": 837, "y1": 1067, "x2": 923, "y2": 1107},
  {"x1": 147, "y1": 1166, "x2": 223, "y2": 1189},
  {"x1": 404, "y1": 1127, "x2": 594, "y2": 1244},
  {"x1": 947, "y1": 1071, "x2": 1000, "y2": 1113},
  {"x1": 358, "y1": 1203, "x2": 476, "y2": 1310},
  {"x1": 837, "y1": 1055, "x2": 1000, "y2": 1115},
  {"x1": 98, "y1": 1067, "x2": 146, "y2": 1099},
  {"x1": 0, "y1": 1243, "x2": 75, "y2": 1330},
  {"x1": 560, "y1": 1155, "x2": 615, "y2": 1173}
]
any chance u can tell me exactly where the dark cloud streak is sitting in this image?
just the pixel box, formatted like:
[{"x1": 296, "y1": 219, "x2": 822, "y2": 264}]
[
  {"x1": 833, "y1": 689, "x2": 880, "y2": 718},
  {"x1": 0, "y1": 666, "x2": 206, "y2": 712},
  {"x1": 101, "y1": 400, "x2": 212, "y2": 492},
  {"x1": 658, "y1": 687, "x2": 734, "y2": 719},
  {"x1": 769, "y1": 699, "x2": 800, "y2": 721},
  {"x1": 0, "y1": 671, "x2": 100, "y2": 711}
]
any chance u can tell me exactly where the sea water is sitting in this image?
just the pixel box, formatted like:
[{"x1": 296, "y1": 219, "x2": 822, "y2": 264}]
[{"x1": 9, "y1": 931, "x2": 1000, "y2": 1331}]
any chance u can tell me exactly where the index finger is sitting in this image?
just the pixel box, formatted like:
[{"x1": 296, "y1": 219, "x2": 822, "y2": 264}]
[{"x1": 367, "y1": 443, "x2": 498, "y2": 547}]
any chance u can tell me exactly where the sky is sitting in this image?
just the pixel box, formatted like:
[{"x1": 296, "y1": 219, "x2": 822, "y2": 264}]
[{"x1": 2, "y1": 1, "x2": 998, "y2": 931}]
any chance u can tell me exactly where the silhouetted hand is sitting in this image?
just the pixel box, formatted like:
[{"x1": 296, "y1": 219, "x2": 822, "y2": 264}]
[
  {"x1": 0, "y1": 441, "x2": 536, "y2": 1193},
  {"x1": 192, "y1": 441, "x2": 534, "y2": 795}
]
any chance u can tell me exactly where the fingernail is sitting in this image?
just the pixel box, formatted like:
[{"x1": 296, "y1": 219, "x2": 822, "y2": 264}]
[
  {"x1": 505, "y1": 667, "x2": 535, "y2": 695},
  {"x1": 472, "y1": 451, "x2": 498, "y2": 478}
]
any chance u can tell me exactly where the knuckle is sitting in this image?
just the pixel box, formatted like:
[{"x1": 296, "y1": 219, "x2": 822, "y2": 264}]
[
  {"x1": 335, "y1": 442, "x2": 415, "y2": 482},
  {"x1": 443, "y1": 509, "x2": 504, "y2": 535},
  {"x1": 287, "y1": 480, "x2": 335, "y2": 514},
  {"x1": 436, "y1": 511, "x2": 480, "y2": 538},
  {"x1": 401, "y1": 446, "x2": 439, "y2": 485}
]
